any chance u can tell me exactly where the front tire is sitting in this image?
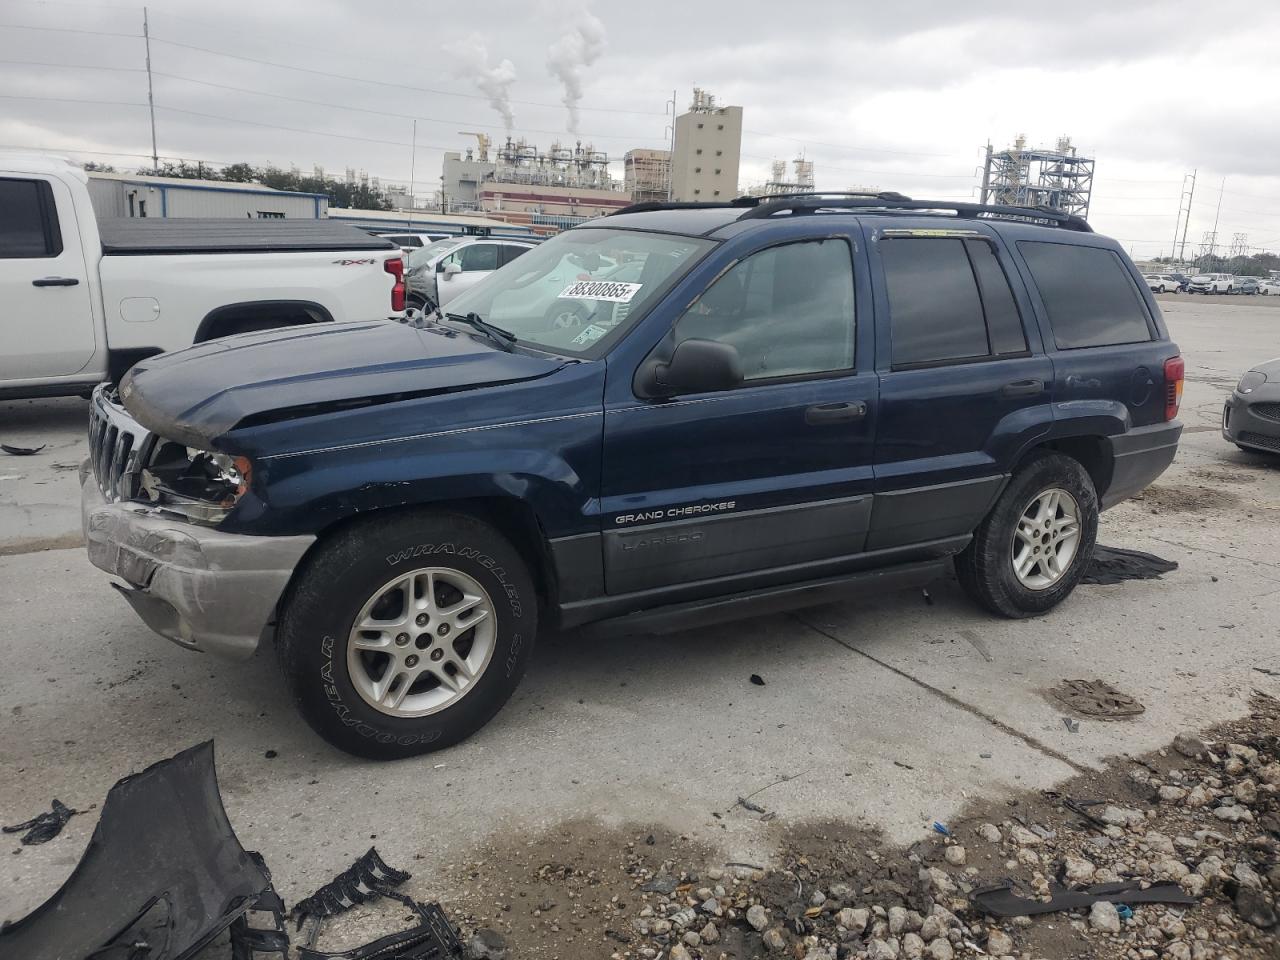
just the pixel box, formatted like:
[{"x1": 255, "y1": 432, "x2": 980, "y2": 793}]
[
  {"x1": 276, "y1": 511, "x2": 538, "y2": 759},
  {"x1": 955, "y1": 452, "x2": 1098, "y2": 618}
]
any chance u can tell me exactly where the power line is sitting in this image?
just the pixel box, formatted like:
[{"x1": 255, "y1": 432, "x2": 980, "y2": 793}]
[
  {"x1": 0, "y1": 21, "x2": 138, "y2": 38},
  {"x1": 0, "y1": 58, "x2": 143, "y2": 72}
]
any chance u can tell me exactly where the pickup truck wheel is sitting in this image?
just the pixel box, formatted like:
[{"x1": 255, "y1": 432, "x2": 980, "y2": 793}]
[
  {"x1": 276, "y1": 512, "x2": 537, "y2": 759},
  {"x1": 955, "y1": 452, "x2": 1098, "y2": 618}
]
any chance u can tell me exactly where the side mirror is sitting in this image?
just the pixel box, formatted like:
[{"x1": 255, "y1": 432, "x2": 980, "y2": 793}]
[
  {"x1": 441, "y1": 262, "x2": 462, "y2": 278},
  {"x1": 640, "y1": 338, "x2": 743, "y2": 398}
]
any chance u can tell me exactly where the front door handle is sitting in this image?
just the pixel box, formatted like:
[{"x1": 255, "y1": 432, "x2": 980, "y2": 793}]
[
  {"x1": 805, "y1": 400, "x2": 868, "y2": 425},
  {"x1": 1001, "y1": 378, "x2": 1044, "y2": 398},
  {"x1": 32, "y1": 277, "x2": 80, "y2": 287}
]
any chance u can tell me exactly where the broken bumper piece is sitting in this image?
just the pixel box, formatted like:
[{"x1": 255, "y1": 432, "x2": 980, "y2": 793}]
[
  {"x1": 81, "y1": 469, "x2": 314, "y2": 658},
  {"x1": 0, "y1": 741, "x2": 272, "y2": 960}
]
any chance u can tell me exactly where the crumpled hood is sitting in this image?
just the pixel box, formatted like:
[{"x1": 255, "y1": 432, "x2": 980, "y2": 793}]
[{"x1": 120, "y1": 320, "x2": 563, "y2": 448}]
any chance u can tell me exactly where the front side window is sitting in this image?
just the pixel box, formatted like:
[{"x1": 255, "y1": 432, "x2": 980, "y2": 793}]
[
  {"x1": 672, "y1": 238, "x2": 855, "y2": 382},
  {"x1": 881, "y1": 236, "x2": 1028, "y2": 368},
  {"x1": 446, "y1": 227, "x2": 713, "y2": 357},
  {"x1": 406, "y1": 237, "x2": 461, "y2": 270},
  {"x1": 458, "y1": 243, "x2": 500, "y2": 271},
  {"x1": 1019, "y1": 242, "x2": 1153, "y2": 349},
  {"x1": 0, "y1": 178, "x2": 62, "y2": 258}
]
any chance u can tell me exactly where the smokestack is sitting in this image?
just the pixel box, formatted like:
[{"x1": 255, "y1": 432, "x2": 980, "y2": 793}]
[
  {"x1": 447, "y1": 34, "x2": 517, "y2": 132},
  {"x1": 546, "y1": 9, "x2": 606, "y2": 136}
]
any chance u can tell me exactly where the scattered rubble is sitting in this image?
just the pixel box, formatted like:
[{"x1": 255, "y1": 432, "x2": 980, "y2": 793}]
[{"x1": 439, "y1": 692, "x2": 1280, "y2": 959}]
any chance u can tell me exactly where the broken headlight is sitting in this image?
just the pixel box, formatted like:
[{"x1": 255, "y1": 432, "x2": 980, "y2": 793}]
[{"x1": 140, "y1": 442, "x2": 253, "y2": 526}]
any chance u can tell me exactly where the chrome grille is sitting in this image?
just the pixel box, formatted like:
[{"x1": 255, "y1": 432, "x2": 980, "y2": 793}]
[{"x1": 87, "y1": 388, "x2": 154, "y2": 502}]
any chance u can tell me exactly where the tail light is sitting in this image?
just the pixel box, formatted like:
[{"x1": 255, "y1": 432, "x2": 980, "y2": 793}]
[
  {"x1": 1164, "y1": 355, "x2": 1184, "y2": 421},
  {"x1": 384, "y1": 257, "x2": 405, "y2": 312}
]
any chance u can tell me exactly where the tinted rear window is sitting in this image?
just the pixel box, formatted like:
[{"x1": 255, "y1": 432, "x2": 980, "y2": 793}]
[
  {"x1": 966, "y1": 240, "x2": 1027, "y2": 356},
  {"x1": 881, "y1": 237, "x2": 987, "y2": 366},
  {"x1": 1019, "y1": 242, "x2": 1153, "y2": 349},
  {"x1": 0, "y1": 178, "x2": 61, "y2": 258}
]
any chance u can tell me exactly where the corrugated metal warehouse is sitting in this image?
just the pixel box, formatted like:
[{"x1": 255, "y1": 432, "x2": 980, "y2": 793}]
[{"x1": 87, "y1": 171, "x2": 328, "y2": 219}]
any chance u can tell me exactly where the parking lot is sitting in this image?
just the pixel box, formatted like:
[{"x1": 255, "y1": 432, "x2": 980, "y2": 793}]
[{"x1": 2, "y1": 295, "x2": 1278, "y2": 948}]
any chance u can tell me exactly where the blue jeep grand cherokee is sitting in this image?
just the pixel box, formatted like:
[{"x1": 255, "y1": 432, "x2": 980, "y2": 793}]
[{"x1": 82, "y1": 194, "x2": 1184, "y2": 758}]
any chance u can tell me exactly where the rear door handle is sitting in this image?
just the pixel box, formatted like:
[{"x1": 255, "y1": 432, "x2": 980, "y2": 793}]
[
  {"x1": 1001, "y1": 378, "x2": 1044, "y2": 398},
  {"x1": 32, "y1": 277, "x2": 80, "y2": 287},
  {"x1": 805, "y1": 400, "x2": 868, "y2": 425}
]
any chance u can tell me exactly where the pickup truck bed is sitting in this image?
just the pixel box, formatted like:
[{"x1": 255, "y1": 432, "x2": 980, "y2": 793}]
[{"x1": 98, "y1": 218, "x2": 396, "y2": 255}]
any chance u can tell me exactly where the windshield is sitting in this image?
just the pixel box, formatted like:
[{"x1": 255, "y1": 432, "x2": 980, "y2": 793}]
[
  {"x1": 406, "y1": 237, "x2": 463, "y2": 270},
  {"x1": 442, "y1": 227, "x2": 714, "y2": 356}
]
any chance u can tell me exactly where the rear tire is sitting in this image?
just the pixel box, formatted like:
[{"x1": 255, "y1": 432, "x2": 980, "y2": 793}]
[
  {"x1": 276, "y1": 511, "x2": 538, "y2": 759},
  {"x1": 955, "y1": 452, "x2": 1098, "y2": 618}
]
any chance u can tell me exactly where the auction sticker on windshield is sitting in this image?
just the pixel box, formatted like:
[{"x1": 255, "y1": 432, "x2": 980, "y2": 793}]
[{"x1": 558, "y1": 280, "x2": 642, "y2": 303}]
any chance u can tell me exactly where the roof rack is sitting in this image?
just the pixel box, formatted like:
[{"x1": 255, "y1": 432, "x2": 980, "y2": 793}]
[{"x1": 609, "y1": 192, "x2": 1091, "y2": 232}]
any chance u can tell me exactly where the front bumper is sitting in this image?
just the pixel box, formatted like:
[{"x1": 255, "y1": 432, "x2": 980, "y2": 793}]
[
  {"x1": 81, "y1": 469, "x2": 314, "y2": 659},
  {"x1": 1223, "y1": 392, "x2": 1280, "y2": 453},
  {"x1": 1102, "y1": 420, "x2": 1183, "y2": 510}
]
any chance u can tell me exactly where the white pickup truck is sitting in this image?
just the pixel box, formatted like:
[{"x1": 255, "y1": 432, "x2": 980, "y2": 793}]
[{"x1": 1, "y1": 154, "x2": 406, "y2": 398}]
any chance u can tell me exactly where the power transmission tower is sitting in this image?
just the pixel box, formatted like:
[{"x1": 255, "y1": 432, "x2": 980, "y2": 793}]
[
  {"x1": 143, "y1": 6, "x2": 158, "y2": 172},
  {"x1": 1172, "y1": 171, "x2": 1195, "y2": 264},
  {"x1": 1228, "y1": 232, "x2": 1248, "y2": 272}
]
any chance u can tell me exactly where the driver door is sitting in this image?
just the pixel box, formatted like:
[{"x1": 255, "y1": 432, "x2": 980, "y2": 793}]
[{"x1": 599, "y1": 232, "x2": 879, "y2": 596}]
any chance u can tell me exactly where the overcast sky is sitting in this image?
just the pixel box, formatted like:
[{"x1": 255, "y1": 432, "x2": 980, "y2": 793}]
[{"x1": 3, "y1": 0, "x2": 1280, "y2": 258}]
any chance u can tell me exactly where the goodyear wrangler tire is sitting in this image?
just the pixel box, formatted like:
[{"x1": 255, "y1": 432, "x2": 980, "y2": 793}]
[
  {"x1": 954, "y1": 451, "x2": 1098, "y2": 619},
  {"x1": 277, "y1": 511, "x2": 537, "y2": 759}
]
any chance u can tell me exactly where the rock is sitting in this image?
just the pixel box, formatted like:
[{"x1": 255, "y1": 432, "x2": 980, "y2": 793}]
[
  {"x1": 1154, "y1": 858, "x2": 1191, "y2": 880},
  {"x1": 867, "y1": 939, "x2": 899, "y2": 960},
  {"x1": 1090, "y1": 901, "x2": 1122, "y2": 934},
  {"x1": 1143, "y1": 831, "x2": 1177, "y2": 855},
  {"x1": 465, "y1": 928, "x2": 509, "y2": 960},
  {"x1": 1226, "y1": 743, "x2": 1258, "y2": 764},
  {"x1": 1163, "y1": 941, "x2": 1191, "y2": 960},
  {"x1": 926, "y1": 938, "x2": 954, "y2": 960},
  {"x1": 810, "y1": 888, "x2": 826, "y2": 906},
  {"x1": 670, "y1": 908, "x2": 697, "y2": 929},
  {"x1": 1160, "y1": 914, "x2": 1187, "y2": 938},
  {"x1": 1234, "y1": 886, "x2": 1277, "y2": 929},
  {"x1": 700, "y1": 921, "x2": 719, "y2": 944},
  {"x1": 1184, "y1": 785, "x2": 1212, "y2": 809},
  {"x1": 1015, "y1": 847, "x2": 1041, "y2": 867},
  {"x1": 641, "y1": 875, "x2": 678, "y2": 894},
  {"x1": 919, "y1": 915, "x2": 943, "y2": 941},
  {"x1": 700, "y1": 897, "x2": 719, "y2": 914},
  {"x1": 943, "y1": 845, "x2": 966, "y2": 867},
  {"x1": 1064, "y1": 855, "x2": 1096, "y2": 883},
  {"x1": 888, "y1": 907, "x2": 909, "y2": 935},
  {"x1": 977, "y1": 823, "x2": 1002, "y2": 843},
  {"x1": 682, "y1": 930, "x2": 701, "y2": 947},
  {"x1": 1224, "y1": 757, "x2": 1246, "y2": 776},
  {"x1": 1008, "y1": 825, "x2": 1042, "y2": 846},
  {"x1": 901, "y1": 932, "x2": 924, "y2": 959},
  {"x1": 1180, "y1": 874, "x2": 1208, "y2": 897},
  {"x1": 1174, "y1": 733, "x2": 1207, "y2": 758},
  {"x1": 1233, "y1": 861, "x2": 1263, "y2": 890},
  {"x1": 650, "y1": 919, "x2": 672, "y2": 936},
  {"x1": 846, "y1": 908, "x2": 871, "y2": 934},
  {"x1": 762, "y1": 927, "x2": 787, "y2": 952},
  {"x1": 1190, "y1": 943, "x2": 1215, "y2": 960},
  {"x1": 1159, "y1": 785, "x2": 1188, "y2": 803},
  {"x1": 669, "y1": 945, "x2": 693, "y2": 960},
  {"x1": 1234, "y1": 779, "x2": 1258, "y2": 805},
  {"x1": 1101, "y1": 805, "x2": 1145, "y2": 828},
  {"x1": 922, "y1": 867, "x2": 955, "y2": 895},
  {"x1": 1259, "y1": 762, "x2": 1280, "y2": 786},
  {"x1": 746, "y1": 905, "x2": 769, "y2": 931},
  {"x1": 986, "y1": 928, "x2": 1014, "y2": 955},
  {"x1": 1213, "y1": 804, "x2": 1253, "y2": 823}
]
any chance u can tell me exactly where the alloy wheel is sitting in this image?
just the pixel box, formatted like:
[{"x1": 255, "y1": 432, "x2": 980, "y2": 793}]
[{"x1": 1011, "y1": 487, "x2": 1082, "y2": 590}]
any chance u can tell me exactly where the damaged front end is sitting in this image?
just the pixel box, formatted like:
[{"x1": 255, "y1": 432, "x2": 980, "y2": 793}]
[{"x1": 0, "y1": 742, "x2": 271, "y2": 960}]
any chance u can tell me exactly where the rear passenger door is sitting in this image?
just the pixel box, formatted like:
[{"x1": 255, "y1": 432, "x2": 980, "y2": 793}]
[{"x1": 867, "y1": 227, "x2": 1053, "y2": 550}]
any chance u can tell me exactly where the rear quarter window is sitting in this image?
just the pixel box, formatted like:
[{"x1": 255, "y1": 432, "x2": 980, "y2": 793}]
[
  {"x1": 0, "y1": 177, "x2": 62, "y2": 258},
  {"x1": 1019, "y1": 242, "x2": 1153, "y2": 349}
]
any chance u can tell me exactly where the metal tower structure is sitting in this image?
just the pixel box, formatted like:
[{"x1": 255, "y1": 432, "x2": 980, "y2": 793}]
[
  {"x1": 1228, "y1": 232, "x2": 1249, "y2": 261},
  {"x1": 980, "y1": 135, "x2": 1095, "y2": 217},
  {"x1": 1171, "y1": 171, "x2": 1196, "y2": 263}
]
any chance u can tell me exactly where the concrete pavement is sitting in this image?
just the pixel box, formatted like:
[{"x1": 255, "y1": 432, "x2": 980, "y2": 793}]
[{"x1": 1, "y1": 298, "x2": 1277, "y2": 923}]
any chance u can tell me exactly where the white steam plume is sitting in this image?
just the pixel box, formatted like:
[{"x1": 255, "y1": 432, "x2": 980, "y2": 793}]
[
  {"x1": 545, "y1": 10, "x2": 606, "y2": 135},
  {"x1": 447, "y1": 35, "x2": 517, "y2": 132}
]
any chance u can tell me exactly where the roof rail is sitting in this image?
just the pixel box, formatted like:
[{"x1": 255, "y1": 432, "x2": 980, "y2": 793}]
[
  {"x1": 738, "y1": 196, "x2": 1092, "y2": 232},
  {"x1": 610, "y1": 191, "x2": 912, "y2": 218},
  {"x1": 610, "y1": 200, "x2": 747, "y2": 216}
]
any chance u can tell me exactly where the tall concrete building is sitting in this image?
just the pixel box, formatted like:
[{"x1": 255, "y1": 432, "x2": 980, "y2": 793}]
[{"x1": 671, "y1": 89, "x2": 742, "y2": 202}]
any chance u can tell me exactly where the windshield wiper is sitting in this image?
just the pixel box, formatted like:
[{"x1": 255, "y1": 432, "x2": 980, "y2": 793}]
[{"x1": 442, "y1": 311, "x2": 516, "y2": 352}]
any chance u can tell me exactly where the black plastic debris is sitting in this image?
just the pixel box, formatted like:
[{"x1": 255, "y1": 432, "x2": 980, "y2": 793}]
[
  {"x1": 1, "y1": 443, "x2": 46, "y2": 456},
  {"x1": 3, "y1": 798, "x2": 78, "y2": 845},
  {"x1": 292, "y1": 848, "x2": 460, "y2": 959},
  {"x1": 973, "y1": 878, "x2": 1197, "y2": 917},
  {"x1": 0, "y1": 741, "x2": 272, "y2": 960},
  {"x1": 231, "y1": 885, "x2": 291, "y2": 959},
  {"x1": 750, "y1": 674, "x2": 766, "y2": 686},
  {"x1": 1082, "y1": 545, "x2": 1178, "y2": 585}
]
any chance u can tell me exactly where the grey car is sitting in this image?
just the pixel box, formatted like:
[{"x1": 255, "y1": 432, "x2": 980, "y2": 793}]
[{"x1": 1223, "y1": 357, "x2": 1280, "y2": 454}]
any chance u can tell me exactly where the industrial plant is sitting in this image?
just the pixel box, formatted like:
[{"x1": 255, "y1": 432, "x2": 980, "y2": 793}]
[{"x1": 980, "y1": 135, "x2": 1095, "y2": 217}]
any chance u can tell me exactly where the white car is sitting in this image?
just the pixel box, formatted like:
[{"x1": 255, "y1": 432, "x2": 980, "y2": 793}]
[
  {"x1": 1143, "y1": 273, "x2": 1180, "y2": 293},
  {"x1": 1187, "y1": 273, "x2": 1235, "y2": 294},
  {"x1": 404, "y1": 236, "x2": 537, "y2": 311},
  {"x1": 1258, "y1": 278, "x2": 1280, "y2": 295},
  {"x1": 0, "y1": 153, "x2": 406, "y2": 398}
]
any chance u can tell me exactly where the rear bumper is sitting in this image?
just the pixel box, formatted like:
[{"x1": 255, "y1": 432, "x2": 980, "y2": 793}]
[
  {"x1": 1223, "y1": 393, "x2": 1280, "y2": 453},
  {"x1": 1102, "y1": 420, "x2": 1182, "y2": 510},
  {"x1": 81, "y1": 468, "x2": 314, "y2": 659}
]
